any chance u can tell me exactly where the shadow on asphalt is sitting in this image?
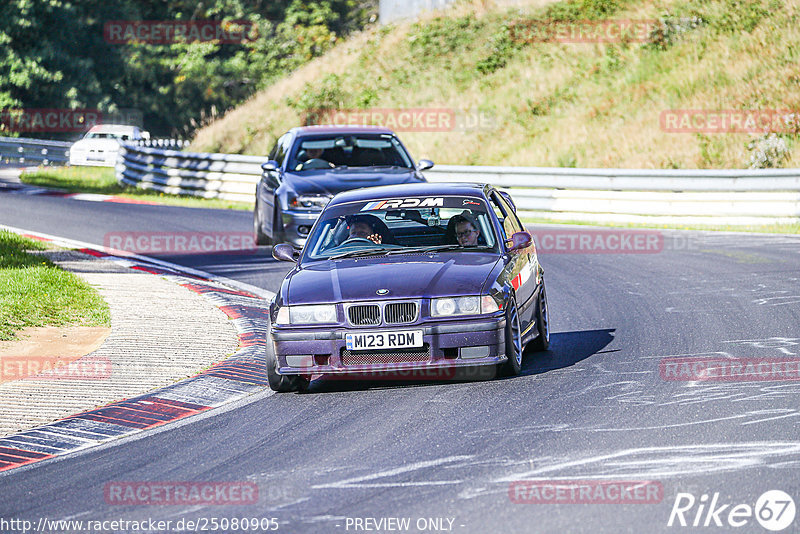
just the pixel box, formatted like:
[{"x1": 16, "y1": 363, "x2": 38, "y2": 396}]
[
  {"x1": 520, "y1": 328, "x2": 616, "y2": 376},
  {"x1": 303, "y1": 328, "x2": 616, "y2": 394}
]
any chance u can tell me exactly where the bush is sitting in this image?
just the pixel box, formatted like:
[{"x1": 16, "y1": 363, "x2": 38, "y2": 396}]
[
  {"x1": 287, "y1": 74, "x2": 351, "y2": 125},
  {"x1": 713, "y1": 0, "x2": 769, "y2": 33},
  {"x1": 746, "y1": 133, "x2": 792, "y2": 168},
  {"x1": 476, "y1": 25, "x2": 519, "y2": 75},
  {"x1": 544, "y1": 0, "x2": 628, "y2": 22},
  {"x1": 647, "y1": 16, "x2": 705, "y2": 50},
  {"x1": 408, "y1": 15, "x2": 484, "y2": 57}
]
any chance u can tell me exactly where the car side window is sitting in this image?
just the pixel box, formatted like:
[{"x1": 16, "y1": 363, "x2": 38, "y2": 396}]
[
  {"x1": 489, "y1": 192, "x2": 514, "y2": 240},
  {"x1": 489, "y1": 195, "x2": 506, "y2": 235},
  {"x1": 270, "y1": 134, "x2": 289, "y2": 166},
  {"x1": 494, "y1": 191, "x2": 523, "y2": 237},
  {"x1": 268, "y1": 137, "x2": 280, "y2": 161},
  {"x1": 280, "y1": 135, "x2": 293, "y2": 165}
]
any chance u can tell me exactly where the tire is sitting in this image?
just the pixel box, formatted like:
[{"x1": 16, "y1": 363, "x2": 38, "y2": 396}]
[
  {"x1": 499, "y1": 297, "x2": 523, "y2": 376},
  {"x1": 530, "y1": 277, "x2": 550, "y2": 351},
  {"x1": 266, "y1": 338, "x2": 309, "y2": 393},
  {"x1": 272, "y1": 204, "x2": 285, "y2": 245},
  {"x1": 253, "y1": 198, "x2": 272, "y2": 247}
]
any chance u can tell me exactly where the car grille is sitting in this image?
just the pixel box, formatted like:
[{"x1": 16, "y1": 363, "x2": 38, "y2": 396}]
[
  {"x1": 341, "y1": 345, "x2": 430, "y2": 366},
  {"x1": 346, "y1": 301, "x2": 418, "y2": 326},
  {"x1": 384, "y1": 302, "x2": 417, "y2": 324},
  {"x1": 348, "y1": 304, "x2": 381, "y2": 326}
]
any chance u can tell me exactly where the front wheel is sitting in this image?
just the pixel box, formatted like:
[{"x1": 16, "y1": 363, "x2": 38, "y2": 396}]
[
  {"x1": 253, "y1": 198, "x2": 272, "y2": 246},
  {"x1": 499, "y1": 297, "x2": 523, "y2": 376},
  {"x1": 266, "y1": 339, "x2": 309, "y2": 393},
  {"x1": 530, "y1": 278, "x2": 550, "y2": 351}
]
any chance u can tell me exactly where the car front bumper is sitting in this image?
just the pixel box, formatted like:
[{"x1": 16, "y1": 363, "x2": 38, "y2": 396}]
[
  {"x1": 69, "y1": 152, "x2": 117, "y2": 167},
  {"x1": 271, "y1": 316, "x2": 507, "y2": 378},
  {"x1": 279, "y1": 209, "x2": 320, "y2": 247}
]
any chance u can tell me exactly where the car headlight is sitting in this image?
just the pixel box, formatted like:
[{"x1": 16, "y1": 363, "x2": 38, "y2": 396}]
[
  {"x1": 275, "y1": 307, "x2": 290, "y2": 325},
  {"x1": 431, "y1": 296, "x2": 498, "y2": 317},
  {"x1": 279, "y1": 304, "x2": 337, "y2": 325},
  {"x1": 289, "y1": 195, "x2": 331, "y2": 210}
]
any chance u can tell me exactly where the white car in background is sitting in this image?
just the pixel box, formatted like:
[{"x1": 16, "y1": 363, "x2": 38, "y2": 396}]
[{"x1": 69, "y1": 124, "x2": 148, "y2": 167}]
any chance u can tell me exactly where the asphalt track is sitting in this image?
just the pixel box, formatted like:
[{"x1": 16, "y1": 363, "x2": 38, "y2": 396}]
[{"x1": 2, "y1": 191, "x2": 800, "y2": 533}]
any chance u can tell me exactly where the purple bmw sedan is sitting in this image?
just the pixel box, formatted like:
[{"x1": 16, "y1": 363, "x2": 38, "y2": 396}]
[{"x1": 267, "y1": 182, "x2": 550, "y2": 392}]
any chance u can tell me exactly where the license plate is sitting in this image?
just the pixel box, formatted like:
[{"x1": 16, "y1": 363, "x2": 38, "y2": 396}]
[{"x1": 345, "y1": 330, "x2": 423, "y2": 351}]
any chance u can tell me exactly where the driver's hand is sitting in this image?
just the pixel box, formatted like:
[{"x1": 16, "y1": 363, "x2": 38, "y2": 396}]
[{"x1": 367, "y1": 233, "x2": 382, "y2": 244}]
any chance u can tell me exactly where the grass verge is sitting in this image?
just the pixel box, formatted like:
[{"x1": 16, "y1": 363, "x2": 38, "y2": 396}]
[
  {"x1": 20, "y1": 166, "x2": 252, "y2": 211},
  {"x1": 0, "y1": 231, "x2": 111, "y2": 341}
]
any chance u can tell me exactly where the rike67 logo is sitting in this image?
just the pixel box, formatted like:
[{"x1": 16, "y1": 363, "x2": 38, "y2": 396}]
[{"x1": 668, "y1": 490, "x2": 796, "y2": 531}]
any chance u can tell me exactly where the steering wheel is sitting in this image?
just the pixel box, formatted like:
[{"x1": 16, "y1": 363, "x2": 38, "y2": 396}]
[
  {"x1": 340, "y1": 237, "x2": 377, "y2": 246},
  {"x1": 300, "y1": 158, "x2": 335, "y2": 170}
]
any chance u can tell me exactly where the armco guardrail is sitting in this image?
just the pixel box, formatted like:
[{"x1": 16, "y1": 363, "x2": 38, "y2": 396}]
[
  {"x1": 117, "y1": 145, "x2": 800, "y2": 224},
  {"x1": 130, "y1": 138, "x2": 190, "y2": 150},
  {"x1": 426, "y1": 165, "x2": 800, "y2": 224},
  {"x1": 117, "y1": 143, "x2": 262, "y2": 203},
  {"x1": 0, "y1": 136, "x2": 71, "y2": 166}
]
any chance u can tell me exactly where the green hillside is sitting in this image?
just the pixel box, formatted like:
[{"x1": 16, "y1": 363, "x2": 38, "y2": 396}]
[{"x1": 191, "y1": 0, "x2": 799, "y2": 169}]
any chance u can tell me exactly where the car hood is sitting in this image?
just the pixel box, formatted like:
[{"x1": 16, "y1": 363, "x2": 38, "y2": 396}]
[
  {"x1": 284, "y1": 167, "x2": 423, "y2": 196},
  {"x1": 286, "y1": 253, "x2": 501, "y2": 304}
]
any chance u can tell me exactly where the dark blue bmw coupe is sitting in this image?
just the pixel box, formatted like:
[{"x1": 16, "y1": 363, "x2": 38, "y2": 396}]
[
  {"x1": 267, "y1": 182, "x2": 550, "y2": 392},
  {"x1": 254, "y1": 125, "x2": 433, "y2": 248}
]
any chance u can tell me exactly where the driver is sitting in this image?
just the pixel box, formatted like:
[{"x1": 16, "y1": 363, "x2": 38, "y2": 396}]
[
  {"x1": 347, "y1": 216, "x2": 382, "y2": 245},
  {"x1": 305, "y1": 147, "x2": 324, "y2": 160},
  {"x1": 296, "y1": 147, "x2": 332, "y2": 171}
]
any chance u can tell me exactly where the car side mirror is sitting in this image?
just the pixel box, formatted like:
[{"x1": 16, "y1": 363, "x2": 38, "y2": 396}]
[
  {"x1": 272, "y1": 243, "x2": 300, "y2": 262},
  {"x1": 505, "y1": 231, "x2": 532, "y2": 253},
  {"x1": 261, "y1": 160, "x2": 279, "y2": 172},
  {"x1": 417, "y1": 159, "x2": 434, "y2": 171}
]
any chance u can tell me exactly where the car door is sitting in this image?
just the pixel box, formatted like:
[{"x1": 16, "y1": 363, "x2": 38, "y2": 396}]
[
  {"x1": 489, "y1": 190, "x2": 537, "y2": 330},
  {"x1": 260, "y1": 133, "x2": 290, "y2": 236}
]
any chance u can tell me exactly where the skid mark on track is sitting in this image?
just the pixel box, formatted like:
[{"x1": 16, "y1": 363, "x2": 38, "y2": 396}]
[
  {"x1": 494, "y1": 442, "x2": 800, "y2": 483},
  {"x1": 312, "y1": 455, "x2": 472, "y2": 489}
]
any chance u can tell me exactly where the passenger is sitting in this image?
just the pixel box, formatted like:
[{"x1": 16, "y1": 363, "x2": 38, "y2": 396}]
[{"x1": 451, "y1": 213, "x2": 480, "y2": 247}]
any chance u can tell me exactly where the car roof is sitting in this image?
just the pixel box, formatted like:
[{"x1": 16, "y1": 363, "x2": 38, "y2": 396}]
[
  {"x1": 290, "y1": 125, "x2": 396, "y2": 137},
  {"x1": 328, "y1": 182, "x2": 491, "y2": 206},
  {"x1": 88, "y1": 124, "x2": 138, "y2": 133}
]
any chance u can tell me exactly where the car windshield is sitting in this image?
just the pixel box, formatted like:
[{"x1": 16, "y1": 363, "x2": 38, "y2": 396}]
[
  {"x1": 302, "y1": 196, "x2": 498, "y2": 261},
  {"x1": 287, "y1": 134, "x2": 414, "y2": 172},
  {"x1": 85, "y1": 132, "x2": 130, "y2": 140}
]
